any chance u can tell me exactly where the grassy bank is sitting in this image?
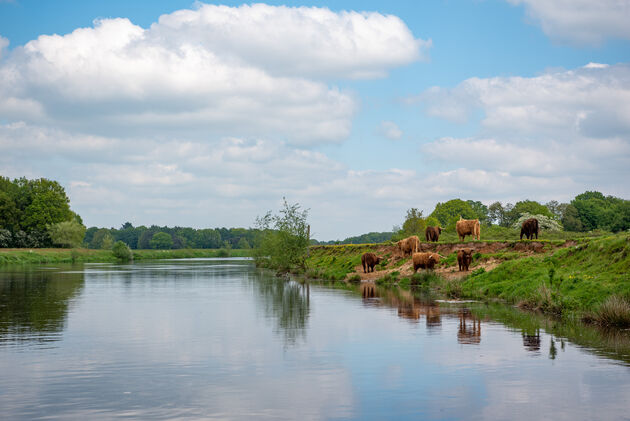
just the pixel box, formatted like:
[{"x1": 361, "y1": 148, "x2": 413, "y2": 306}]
[
  {"x1": 303, "y1": 233, "x2": 630, "y2": 325},
  {"x1": 0, "y1": 248, "x2": 253, "y2": 265},
  {"x1": 460, "y1": 234, "x2": 630, "y2": 318}
]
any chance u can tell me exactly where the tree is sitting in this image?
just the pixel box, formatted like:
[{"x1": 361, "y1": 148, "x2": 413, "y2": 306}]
[
  {"x1": 19, "y1": 178, "x2": 73, "y2": 233},
  {"x1": 150, "y1": 232, "x2": 173, "y2": 249},
  {"x1": 430, "y1": 199, "x2": 477, "y2": 229},
  {"x1": 467, "y1": 200, "x2": 489, "y2": 225},
  {"x1": 137, "y1": 229, "x2": 155, "y2": 249},
  {"x1": 48, "y1": 220, "x2": 86, "y2": 248},
  {"x1": 562, "y1": 204, "x2": 583, "y2": 232},
  {"x1": 488, "y1": 202, "x2": 505, "y2": 226},
  {"x1": 237, "y1": 237, "x2": 251, "y2": 249},
  {"x1": 0, "y1": 191, "x2": 19, "y2": 231},
  {"x1": 112, "y1": 240, "x2": 133, "y2": 261},
  {"x1": 193, "y1": 229, "x2": 221, "y2": 248},
  {"x1": 255, "y1": 199, "x2": 310, "y2": 272},
  {"x1": 90, "y1": 228, "x2": 114, "y2": 249},
  {"x1": 400, "y1": 208, "x2": 426, "y2": 236}
]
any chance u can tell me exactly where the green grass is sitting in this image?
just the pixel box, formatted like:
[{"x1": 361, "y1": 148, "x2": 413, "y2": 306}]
[
  {"x1": 460, "y1": 234, "x2": 630, "y2": 318},
  {"x1": 0, "y1": 248, "x2": 253, "y2": 265}
]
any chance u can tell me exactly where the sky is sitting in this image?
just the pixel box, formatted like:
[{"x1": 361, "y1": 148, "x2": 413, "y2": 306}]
[{"x1": 0, "y1": 0, "x2": 629, "y2": 240}]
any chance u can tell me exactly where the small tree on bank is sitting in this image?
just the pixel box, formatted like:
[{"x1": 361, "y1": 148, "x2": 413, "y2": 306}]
[
  {"x1": 254, "y1": 199, "x2": 309, "y2": 273},
  {"x1": 48, "y1": 220, "x2": 86, "y2": 248}
]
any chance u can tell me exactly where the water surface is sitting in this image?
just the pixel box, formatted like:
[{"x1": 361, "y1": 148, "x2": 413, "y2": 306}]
[{"x1": 1, "y1": 259, "x2": 629, "y2": 420}]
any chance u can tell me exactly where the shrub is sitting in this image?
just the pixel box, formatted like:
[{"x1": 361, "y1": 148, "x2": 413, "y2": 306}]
[
  {"x1": 112, "y1": 240, "x2": 133, "y2": 261},
  {"x1": 216, "y1": 248, "x2": 230, "y2": 257},
  {"x1": 595, "y1": 295, "x2": 630, "y2": 327}
]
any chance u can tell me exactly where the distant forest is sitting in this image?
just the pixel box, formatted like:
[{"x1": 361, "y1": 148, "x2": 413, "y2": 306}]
[{"x1": 1, "y1": 175, "x2": 628, "y2": 249}]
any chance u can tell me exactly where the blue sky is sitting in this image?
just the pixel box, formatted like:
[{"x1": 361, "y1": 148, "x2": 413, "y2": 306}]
[{"x1": 0, "y1": 0, "x2": 629, "y2": 239}]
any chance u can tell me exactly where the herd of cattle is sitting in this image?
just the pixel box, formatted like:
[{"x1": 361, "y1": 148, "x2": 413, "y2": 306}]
[{"x1": 361, "y1": 217, "x2": 540, "y2": 274}]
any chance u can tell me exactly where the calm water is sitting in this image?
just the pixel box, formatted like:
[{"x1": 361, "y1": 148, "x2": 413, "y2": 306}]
[{"x1": 1, "y1": 259, "x2": 629, "y2": 420}]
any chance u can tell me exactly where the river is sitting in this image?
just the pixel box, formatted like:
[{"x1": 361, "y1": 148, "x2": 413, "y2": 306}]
[{"x1": 0, "y1": 258, "x2": 629, "y2": 420}]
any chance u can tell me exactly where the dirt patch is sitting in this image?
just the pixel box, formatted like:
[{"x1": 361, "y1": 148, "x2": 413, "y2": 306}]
[{"x1": 345, "y1": 239, "x2": 571, "y2": 282}]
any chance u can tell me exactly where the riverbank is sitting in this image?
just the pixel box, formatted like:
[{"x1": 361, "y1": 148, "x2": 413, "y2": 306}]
[
  {"x1": 0, "y1": 248, "x2": 253, "y2": 265},
  {"x1": 304, "y1": 233, "x2": 630, "y2": 325}
]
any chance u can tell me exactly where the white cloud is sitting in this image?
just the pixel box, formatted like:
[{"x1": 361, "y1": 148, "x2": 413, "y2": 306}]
[
  {"x1": 0, "y1": 4, "x2": 426, "y2": 145},
  {"x1": 379, "y1": 120, "x2": 403, "y2": 140},
  {"x1": 417, "y1": 63, "x2": 630, "y2": 140},
  {"x1": 506, "y1": 0, "x2": 630, "y2": 45}
]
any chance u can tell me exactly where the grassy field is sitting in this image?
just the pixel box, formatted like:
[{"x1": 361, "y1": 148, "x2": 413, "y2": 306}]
[
  {"x1": 304, "y1": 233, "x2": 630, "y2": 325},
  {"x1": 0, "y1": 248, "x2": 253, "y2": 265}
]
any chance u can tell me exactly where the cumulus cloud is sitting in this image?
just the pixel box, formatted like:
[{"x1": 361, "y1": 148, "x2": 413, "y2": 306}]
[
  {"x1": 506, "y1": 0, "x2": 630, "y2": 45},
  {"x1": 379, "y1": 120, "x2": 403, "y2": 140},
  {"x1": 0, "y1": 4, "x2": 426, "y2": 145},
  {"x1": 417, "y1": 63, "x2": 630, "y2": 139},
  {"x1": 415, "y1": 62, "x2": 630, "y2": 207}
]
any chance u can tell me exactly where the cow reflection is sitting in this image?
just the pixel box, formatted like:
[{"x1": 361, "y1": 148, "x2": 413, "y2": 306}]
[
  {"x1": 523, "y1": 329, "x2": 541, "y2": 351},
  {"x1": 361, "y1": 282, "x2": 377, "y2": 299},
  {"x1": 458, "y1": 309, "x2": 481, "y2": 345}
]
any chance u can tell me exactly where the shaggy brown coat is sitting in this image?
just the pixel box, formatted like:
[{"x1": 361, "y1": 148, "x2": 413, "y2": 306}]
[
  {"x1": 425, "y1": 226, "x2": 442, "y2": 242},
  {"x1": 361, "y1": 253, "x2": 382, "y2": 273},
  {"x1": 397, "y1": 236, "x2": 420, "y2": 256},
  {"x1": 520, "y1": 218, "x2": 539, "y2": 240},
  {"x1": 456, "y1": 218, "x2": 480, "y2": 241},
  {"x1": 412, "y1": 252, "x2": 440, "y2": 272},
  {"x1": 457, "y1": 248, "x2": 473, "y2": 272}
]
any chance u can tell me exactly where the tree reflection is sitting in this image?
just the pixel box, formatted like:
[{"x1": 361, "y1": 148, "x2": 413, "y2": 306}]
[
  {"x1": 251, "y1": 272, "x2": 310, "y2": 345},
  {"x1": 0, "y1": 267, "x2": 84, "y2": 346}
]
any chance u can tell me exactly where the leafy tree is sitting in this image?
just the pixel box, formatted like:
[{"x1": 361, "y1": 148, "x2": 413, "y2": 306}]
[
  {"x1": 112, "y1": 240, "x2": 133, "y2": 261},
  {"x1": 488, "y1": 202, "x2": 506, "y2": 226},
  {"x1": 467, "y1": 200, "x2": 489, "y2": 225},
  {"x1": 48, "y1": 220, "x2": 86, "y2": 248},
  {"x1": 255, "y1": 199, "x2": 310, "y2": 272},
  {"x1": 150, "y1": 232, "x2": 173, "y2": 249},
  {"x1": 562, "y1": 204, "x2": 583, "y2": 232},
  {"x1": 430, "y1": 199, "x2": 476, "y2": 229},
  {"x1": 237, "y1": 237, "x2": 251, "y2": 249},
  {"x1": 137, "y1": 229, "x2": 155, "y2": 249},
  {"x1": 0, "y1": 191, "x2": 19, "y2": 231},
  {"x1": 20, "y1": 178, "x2": 73, "y2": 233},
  {"x1": 400, "y1": 208, "x2": 426, "y2": 236},
  {"x1": 609, "y1": 201, "x2": 630, "y2": 233},
  {"x1": 90, "y1": 228, "x2": 114, "y2": 249},
  {"x1": 509, "y1": 200, "x2": 554, "y2": 222},
  {"x1": 193, "y1": 229, "x2": 222, "y2": 248}
]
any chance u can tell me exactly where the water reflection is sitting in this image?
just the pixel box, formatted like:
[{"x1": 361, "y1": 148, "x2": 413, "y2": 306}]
[
  {"x1": 457, "y1": 308, "x2": 481, "y2": 345},
  {"x1": 251, "y1": 271, "x2": 310, "y2": 345},
  {"x1": 359, "y1": 282, "x2": 442, "y2": 330},
  {"x1": 0, "y1": 266, "x2": 84, "y2": 347},
  {"x1": 523, "y1": 329, "x2": 542, "y2": 352}
]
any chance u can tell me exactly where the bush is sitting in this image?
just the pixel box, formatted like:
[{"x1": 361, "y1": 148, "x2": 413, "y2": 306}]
[
  {"x1": 216, "y1": 248, "x2": 230, "y2": 257},
  {"x1": 112, "y1": 240, "x2": 133, "y2": 261},
  {"x1": 254, "y1": 199, "x2": 309, "y2": 273},
  {"x1": 595, "y1": 295, "x2": 630, "y2": 327}
]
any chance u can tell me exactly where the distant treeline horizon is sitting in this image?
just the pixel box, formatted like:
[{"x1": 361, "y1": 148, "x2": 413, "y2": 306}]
[{"x1": 1, "y1": 175, "x2": 628, "y2": 249}]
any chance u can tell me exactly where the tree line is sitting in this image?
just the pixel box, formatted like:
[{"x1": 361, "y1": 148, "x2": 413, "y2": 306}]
[
  {"x1": 84, "y1": 223, "x2": 259, "y2": 250},
  {"x1": 395, "y1": 191, "x2": 629, "y2": 240}
]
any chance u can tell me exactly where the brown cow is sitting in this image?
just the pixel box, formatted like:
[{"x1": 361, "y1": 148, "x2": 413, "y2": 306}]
[
  {"x1": 412, "y1": 252, "x2": 440, "y2": 272},
  {"x1": 456, "y1": 218, "x2": 480, "y2": 241},
  {"x1": 361, "y1": 253, "x2": 382, "y2": 273},
  {"x1": 425, "y1": 226, "x2": 442, "y2": 242},
  {"x1": 457, "y1": 248, "x2": 473, "y2": 272},
  {"x1": 397, "y1": 236, "x2": 420, "y2": 257},
  {"x1": 520, "y1": 218, "x2": 539, "y2": 240}
]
